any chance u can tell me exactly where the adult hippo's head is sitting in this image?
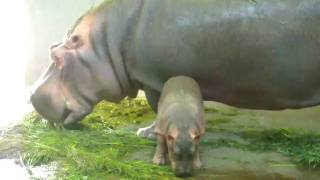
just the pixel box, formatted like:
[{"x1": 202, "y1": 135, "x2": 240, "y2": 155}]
[{"x1": 30, "y1": 5, "x2": 138, "y2": 126}]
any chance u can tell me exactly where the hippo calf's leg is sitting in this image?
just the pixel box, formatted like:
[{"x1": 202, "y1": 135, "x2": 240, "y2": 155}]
[
  {"x1": 152, "y1": 134, "x2": 167, "y2": 165},
  {"x1": 137, "y1": 87, "x2": 160, "y2": 139}
]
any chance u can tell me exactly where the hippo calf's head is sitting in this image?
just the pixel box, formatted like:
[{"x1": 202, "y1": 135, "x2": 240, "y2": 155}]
[
  {"x1": 166, "y1": 125, "x2": 203, "y2": 177},
  {"x1": 30, "y1": 12, "x2": 127, "y2": 126}
]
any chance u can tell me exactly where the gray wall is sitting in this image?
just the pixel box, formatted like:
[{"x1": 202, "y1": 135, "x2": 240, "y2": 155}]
[{"x1": 26, "y1": 0, "x2": 104, "y2": 84}]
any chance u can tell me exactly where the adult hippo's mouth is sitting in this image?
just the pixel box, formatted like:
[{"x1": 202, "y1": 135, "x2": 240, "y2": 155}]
[{"x1": 31, "y1": 93, "x2": 71, "y2": 126}]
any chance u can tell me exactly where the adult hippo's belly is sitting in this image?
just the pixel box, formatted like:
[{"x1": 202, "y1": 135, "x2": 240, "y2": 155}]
[{"x1": 31, "y1": 0, "x2": 320, "y2": 128}]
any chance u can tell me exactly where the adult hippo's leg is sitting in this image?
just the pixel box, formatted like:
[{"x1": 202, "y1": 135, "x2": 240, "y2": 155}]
[{"x1": 136, "y1": 87, "x2": 160, "y2": 139}]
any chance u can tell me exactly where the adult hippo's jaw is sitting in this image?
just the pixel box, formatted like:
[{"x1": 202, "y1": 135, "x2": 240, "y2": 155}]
[{"x1": 30, "y1": 63, "x2": 70, "y2": 124}]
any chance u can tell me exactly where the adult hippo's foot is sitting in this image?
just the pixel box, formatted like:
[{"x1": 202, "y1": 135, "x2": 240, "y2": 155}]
[
  {"x1": 136, "y1": 121, "x2": 156, "y2": 139},
  {"x1": 137, "y1": 87, "x2": 160, "y2": 139}
]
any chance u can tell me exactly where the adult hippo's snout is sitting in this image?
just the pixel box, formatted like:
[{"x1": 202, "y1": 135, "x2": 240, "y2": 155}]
[
  {"x1": 29, "y1": 60, "x2": 98, "y2": 126},
  {"x1": 30, "y1": 64, "x2": 72, "y2": 125},
  {"x1": 30, "y1": 90, "x2": 69, "y2": 124},
  {"x1": 30, "y1": 72, "x2": 94, "y2": 127}
]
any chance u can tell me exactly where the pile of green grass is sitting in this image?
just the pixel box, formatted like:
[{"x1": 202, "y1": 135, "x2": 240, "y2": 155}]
[
  {"x1": 21, "y1": 98, "x2": 180, "y2": 179},
  {"x1": 82, "y1": 97, "x2": 154, "y2": 130}
]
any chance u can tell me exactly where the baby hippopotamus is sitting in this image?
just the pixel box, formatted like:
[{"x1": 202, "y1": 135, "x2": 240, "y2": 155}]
[{"x1": 152, "y1": 76, "x2": 205, "y2": 177}]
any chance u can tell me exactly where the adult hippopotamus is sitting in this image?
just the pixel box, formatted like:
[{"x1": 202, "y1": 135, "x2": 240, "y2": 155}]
[{"x1": 31, "y1": 0, "x2": 320, "y2": 133}]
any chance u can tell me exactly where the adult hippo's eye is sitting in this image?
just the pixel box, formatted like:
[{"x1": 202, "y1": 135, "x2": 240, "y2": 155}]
[
  {"x1": 66, "y1": 35, "x2": 83, "y2": 49},
  {"x1": 71, "y1": 35, "x2": 79, "y2": 43}
]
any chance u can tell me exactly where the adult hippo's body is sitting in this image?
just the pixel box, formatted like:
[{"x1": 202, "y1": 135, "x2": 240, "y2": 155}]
[{"x1": 31, "y1": 0, "x2": 320, "y2": 127}]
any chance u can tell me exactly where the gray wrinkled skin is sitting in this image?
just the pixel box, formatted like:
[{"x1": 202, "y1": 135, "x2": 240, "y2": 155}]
[
  {"x1": 153, "y1": 76, "x2": 204, "y2": 177},
  {"x1": 31, "y1": 0, "x2": 320, "y2": 128}
]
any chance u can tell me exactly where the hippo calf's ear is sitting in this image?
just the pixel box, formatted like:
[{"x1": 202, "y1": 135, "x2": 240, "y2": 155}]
[
  {"x1": 167, "y1": 127, "x2": 178, "y2": 144},
  {"x1": 167, "y1": 134, "x2": 175, "y2": 145},
  {"x1": 193, "y1": 135, "x2": 201, "y2": 144},
  {"x1": 189, "y1": 128, "x2": 201, "y2": 144}
]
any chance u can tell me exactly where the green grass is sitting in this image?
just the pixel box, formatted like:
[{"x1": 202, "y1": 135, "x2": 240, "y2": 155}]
[
  {"x1": 22, "y1": 127, "x2": 174, "y2": 179},
  {"x1": 82, "y1": 97, "x2": 155, "y2": 130},
  {"x1": 21, "y1": 98, "x2": 180, "y2": 180}
]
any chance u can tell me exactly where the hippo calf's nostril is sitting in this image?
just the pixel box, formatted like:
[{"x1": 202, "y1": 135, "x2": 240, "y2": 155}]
[{"x1": 175, "y1": 167, "x2": 193, "y2": 177}]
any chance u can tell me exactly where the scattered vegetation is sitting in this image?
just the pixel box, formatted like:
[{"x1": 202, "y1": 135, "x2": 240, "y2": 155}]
[
  {"x1": 22, "y1": 126, "x2": 174, "y2": 179},
  {"x1": 21, "y1": 98, "x2": 181, "y2": 179}
]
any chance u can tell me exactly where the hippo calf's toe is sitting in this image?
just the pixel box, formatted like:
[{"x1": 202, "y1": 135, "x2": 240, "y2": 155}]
[{"x1": 153, "y1": 76, "x2": 205, "y2": 177}]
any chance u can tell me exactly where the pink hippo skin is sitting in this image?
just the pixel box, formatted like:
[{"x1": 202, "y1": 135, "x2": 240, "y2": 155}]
[{"x1": 152, "y1": 76, "x2": 205, "y2": 177}]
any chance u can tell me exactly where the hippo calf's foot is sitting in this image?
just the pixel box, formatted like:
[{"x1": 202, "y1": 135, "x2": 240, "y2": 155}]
[
  {"x1": 193, "y1": 151, "x2": 202, "y2": 169},
  {"x1": 136, "y1": 121, "x2": 156, "y2": 139},
  {"x1": 194, "y1": 157, "x2": 202, "y2": 169}
]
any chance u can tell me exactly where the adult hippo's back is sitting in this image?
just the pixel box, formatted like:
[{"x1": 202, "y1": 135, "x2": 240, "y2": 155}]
[{"x1": 30, "y1": 0, "x2": 320, "y2": 126}]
